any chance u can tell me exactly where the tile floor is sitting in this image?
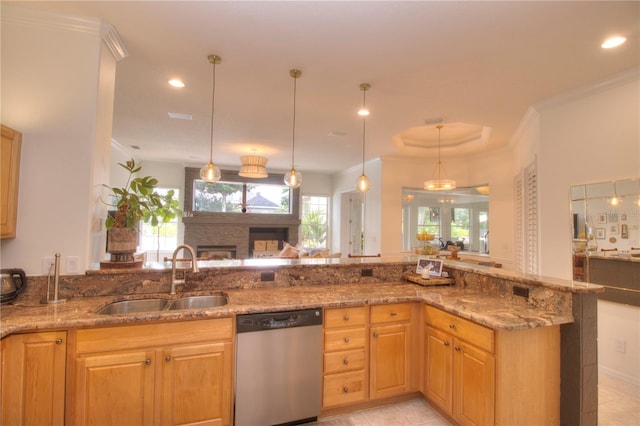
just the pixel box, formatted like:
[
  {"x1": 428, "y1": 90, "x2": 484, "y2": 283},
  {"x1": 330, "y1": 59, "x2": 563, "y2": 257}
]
[{"x1": 314, "y1": 372, "x2": 640, "y2": 426}]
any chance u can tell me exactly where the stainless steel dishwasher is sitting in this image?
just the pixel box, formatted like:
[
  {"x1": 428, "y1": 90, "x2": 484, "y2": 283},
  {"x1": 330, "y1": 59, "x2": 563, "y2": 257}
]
[{"x1": 235, "y1": 308, "x2": 323, "y2": 426}]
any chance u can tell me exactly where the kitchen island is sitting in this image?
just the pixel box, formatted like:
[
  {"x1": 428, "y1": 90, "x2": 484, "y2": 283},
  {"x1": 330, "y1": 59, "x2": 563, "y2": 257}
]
[{"x1": 1, "y1": 258, "x2": 602, "y2": 425}]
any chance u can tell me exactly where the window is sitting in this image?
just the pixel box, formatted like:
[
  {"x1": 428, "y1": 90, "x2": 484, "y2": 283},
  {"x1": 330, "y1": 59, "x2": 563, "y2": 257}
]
[
  {"x1": 417, "y1": 206, "x2": 440, "y2": 237},
  {"x1": 193, "y1": 181, "x2": 291, "y2": 214},
  {"x1": 301, "y1": 195, "x2": 329, "y2": 248},
  {"x1": 450, "y1": 207, "x2": 470, "y2": 243},
  {"x1": 140, "y1": 188, "x2": 180, "y2": 257}
]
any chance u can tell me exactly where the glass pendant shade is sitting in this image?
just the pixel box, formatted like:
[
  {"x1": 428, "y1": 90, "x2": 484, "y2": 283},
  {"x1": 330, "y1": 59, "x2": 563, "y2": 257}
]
[
  {"x1": 356, "y1": 174, "x2": 370, "y2": 192},
  {"x1": 200, "y1": 162, "x2": 221, "y2": 183},
  {"x1": 284, "y1": 168, "x2": 302, "y2": 188},
  {"x1": 423, "y1": 125, "x2": 456, "y2": 191},
  {"x1": 238, "y1": 155, "x2": 268, "y2": 178}
]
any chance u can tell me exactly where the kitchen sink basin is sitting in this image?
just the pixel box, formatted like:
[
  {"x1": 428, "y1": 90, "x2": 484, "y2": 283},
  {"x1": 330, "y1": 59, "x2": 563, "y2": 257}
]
[
  {"x1": 96, "y1": 298, "x2": 169, "y2": 315},
  {"x1": 168, "y1": 295, "x2": 228, "y2": 310}
]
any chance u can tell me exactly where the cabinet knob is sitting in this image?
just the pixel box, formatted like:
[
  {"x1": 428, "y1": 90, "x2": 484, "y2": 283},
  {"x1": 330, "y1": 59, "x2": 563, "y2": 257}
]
[
  {"x1": 343, "y1": 315, "x2": 350, "y2": 321},
  {"x1": 343, "y1": 387, "x2": 349, "y2": 393},
  {"x1": 444, "y1": 341, "x2": 450, "y2": 347},
  {"x1": 344, "y1": 336, "x2": 350, "y2": 343},
  {"x1": 145, "y1": 359, "x2": 152, "y2": 365},
  {"x1": 390, "y1": 312, "x2": 398, "y2": 316},
  {"x1": 343, "y1": 358, "x2": 349, "y2": 365},
  {"x1": 165, "y1": 356, "x2": 172, "y2": 362},
  {"x1": 55, "y1": 338, "x2": 63, "y2": 345},
  {"x1": 373, "y1": 332, "x2": 379, "y2": 338},
  {"x1": 449, "y1": 323, "x2": 456, "y2": 329},
  {"x1": 454, "y1": 346, "x2": 461, "y2": 352}
]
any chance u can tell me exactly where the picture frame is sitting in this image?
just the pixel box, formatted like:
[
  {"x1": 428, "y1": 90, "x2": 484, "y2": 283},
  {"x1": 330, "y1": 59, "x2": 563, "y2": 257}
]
[
  {"x1": 597, "y1": 213, "x2": 607, "y2": 224},
  {"x1": 416, "y1": 258, "x2": 444, "y2": 277},
  {"x1": 609, "y1": 224, "x2": 618, "y2": 234},
  {"x1": 608, "y1": 213, "x2": 618, "y2": 223},
  {"x1": 595, "y1": 228, "x2": 606, "y2": 239},
  {"x1": 621, "y1": 213, "x2": 627, "y2": 221},
  {"x1": 621, "y1": 224, "x2": 629, "y2": 239}
]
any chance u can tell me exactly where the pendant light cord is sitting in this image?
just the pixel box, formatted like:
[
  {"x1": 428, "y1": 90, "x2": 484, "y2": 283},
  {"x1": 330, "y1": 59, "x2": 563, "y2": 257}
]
[
  {"x1": 209, "y1": 58, "x2": 217, "y2": 163},
  {"x1": 291, "y1": 74, "x2": 297, "y2": 167},
  {"x1": 361, "y1": 88, "x2": 367, "y2": 175},
  {"x1": 437, "y1": 125, "x2": 442, "y2": 182}
]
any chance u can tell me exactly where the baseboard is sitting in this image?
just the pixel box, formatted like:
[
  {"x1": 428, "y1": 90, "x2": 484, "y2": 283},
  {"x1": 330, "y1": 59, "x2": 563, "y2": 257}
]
[{"x1": 600, "y1": 365, "x2": 640, "y2": 388}]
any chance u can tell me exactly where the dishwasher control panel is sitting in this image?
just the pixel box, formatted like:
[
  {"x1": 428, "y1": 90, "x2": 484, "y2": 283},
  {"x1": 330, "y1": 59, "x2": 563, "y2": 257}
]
[{"x1": 237, "y1": 308, "x2": 322, "y2": 332}]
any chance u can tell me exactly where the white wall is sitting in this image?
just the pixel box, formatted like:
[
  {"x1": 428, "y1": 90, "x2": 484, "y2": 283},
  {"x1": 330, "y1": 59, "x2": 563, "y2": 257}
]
[{"x1": 0, "y1": 6, "x2": 118, "y2": 275}]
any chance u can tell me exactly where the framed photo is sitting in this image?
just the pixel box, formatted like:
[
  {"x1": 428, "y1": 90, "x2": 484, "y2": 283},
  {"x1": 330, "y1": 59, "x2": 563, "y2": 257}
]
[
  {"x1": 621, "y1": 213, "x2": 627, "y2": 221},
  {"x1": 609, "y1": 224, "x2": 618, "y2": 234},
  {"x1": 416, "y1": 258, "x2": 444, "y2": 277},
  {"x1": 608, "y1": 213, "x2": 618, "y2": 223},
  {"x1": 595, "y1": 228, "x2": 606, "y2": 239},
  {"x1": 597, "y1": 213, "x2": 607, "y2": 224}
]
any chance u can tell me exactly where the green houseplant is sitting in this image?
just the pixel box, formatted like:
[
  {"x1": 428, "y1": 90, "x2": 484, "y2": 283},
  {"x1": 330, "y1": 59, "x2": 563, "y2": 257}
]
[{"x1": 103, "y1": 159, "x2": 182, "y2": 263}]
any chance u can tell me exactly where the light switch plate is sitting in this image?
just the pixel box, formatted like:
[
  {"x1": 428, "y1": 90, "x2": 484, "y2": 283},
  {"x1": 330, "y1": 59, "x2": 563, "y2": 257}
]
[{"x1": 42, "y1": 256, "x2": 55, "y2": 275}]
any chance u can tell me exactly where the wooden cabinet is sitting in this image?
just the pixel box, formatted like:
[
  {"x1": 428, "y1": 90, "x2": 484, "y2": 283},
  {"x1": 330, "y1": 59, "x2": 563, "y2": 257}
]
[
  {"x1": 1, "y1": 125, "x2": 22, "y2": 239},
  {"x1": 1, "y1": 331, "x2": 67, "y2": 425},
  {"x1": 424, "y1": 305, "x2": 560, "y2": 426},
  {"x1": 70, "y1": 318, "x2": 233, "y2": 426},
  {"x1": 322, "y1": 306, "x2": 368, "y2": 408},
  {"x1": 369, "y1": 303, "x2": 412, "y2": 399}
]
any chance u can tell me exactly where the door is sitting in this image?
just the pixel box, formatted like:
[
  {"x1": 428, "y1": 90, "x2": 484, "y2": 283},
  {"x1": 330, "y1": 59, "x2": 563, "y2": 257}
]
[
  {"x1": 424, "y1": 326, "x2": 453, "y2": 414},
  {"x1": 74, "y1": 350, "x2": 155, "y2": 426},
  {"x1": 161, "y1": 342, "x2": 233, "y2": 426},
  {"x1": 1, "y1": 331, "x2": 66, "y2": 425},
  {"x1": 370, "y1": 323, "x2": 411, "y2": 399},
  {"x1": 453, "y1": 339, "x2": 495, "y2": 426}
]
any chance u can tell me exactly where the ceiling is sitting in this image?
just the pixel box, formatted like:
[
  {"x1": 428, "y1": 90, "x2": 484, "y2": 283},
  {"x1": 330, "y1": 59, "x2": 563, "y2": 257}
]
[{"x1": 9, "y1": 1, "x2": 639, "y2": 174}]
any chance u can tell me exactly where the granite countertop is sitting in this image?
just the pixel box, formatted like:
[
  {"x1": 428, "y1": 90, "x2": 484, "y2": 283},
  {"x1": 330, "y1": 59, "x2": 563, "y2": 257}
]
[
  {"x1": 587, "y1": 253, "x2": 640, "y2": 263},
  {"x1": 0, "y1": 282, "x2": 573, "y2": 339}
]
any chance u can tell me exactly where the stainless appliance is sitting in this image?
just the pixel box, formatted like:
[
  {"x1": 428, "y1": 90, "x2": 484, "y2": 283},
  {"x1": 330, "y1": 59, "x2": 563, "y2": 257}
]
[
  {"x1": 1, "y1": 268, "x2": 26, "y2": 304},
  {"x1": 235, "y1": 308, "x2": 322, "y2": 426}
]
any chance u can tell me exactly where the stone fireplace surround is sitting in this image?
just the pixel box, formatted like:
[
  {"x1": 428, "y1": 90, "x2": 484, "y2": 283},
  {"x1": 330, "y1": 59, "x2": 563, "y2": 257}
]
[{"x1": 183, "y1": 168, "x2": 300, "y2": 259}]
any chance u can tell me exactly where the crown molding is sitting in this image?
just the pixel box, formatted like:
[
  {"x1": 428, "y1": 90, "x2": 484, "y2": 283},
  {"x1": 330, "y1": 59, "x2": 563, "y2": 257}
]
[
  {"x1": 2, "y1": 5, "x2": 127, "y2": 62},
  {"x1": 533, "y1": 67, "x2": 639, "y2": 112}
]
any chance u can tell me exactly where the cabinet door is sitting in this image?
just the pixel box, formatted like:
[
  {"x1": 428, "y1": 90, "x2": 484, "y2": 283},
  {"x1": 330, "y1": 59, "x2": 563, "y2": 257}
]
[
  {"x1": 424, "y1": 326, "x2": 453, "y2": 414},
  {"x1": 453, "y1": 339, "x2": 495, "y2": 426},
  {"x1": 161, "y1": 342, "x2": 233, "y2": 426},
  {"x1": 0, "y1": 125, "x2": 21, "y2": 239},
  {"x1": 370, "y1": 323, "x2": 411, "y2": 399},
  {"x1": 74, "y1": 350, "x2": 155, "y2": 426},
  {"x1": 1, "y1": 331, "x2": 66, "y2": 425}
]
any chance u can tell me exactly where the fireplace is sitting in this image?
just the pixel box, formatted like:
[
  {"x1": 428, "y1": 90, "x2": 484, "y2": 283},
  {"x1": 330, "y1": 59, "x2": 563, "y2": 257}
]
[{"x1": 197, "y1": 245, "x2": 237, "y2": 260}]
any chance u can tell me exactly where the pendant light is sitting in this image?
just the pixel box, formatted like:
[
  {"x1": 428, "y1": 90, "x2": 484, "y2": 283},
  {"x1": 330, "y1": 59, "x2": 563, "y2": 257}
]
[
  {"x1": 424, "y1": 125, "x2": 456, "y2": 191},
  {"x1": 356, "y1": 83, "x2": 371, "y2": 192},
  {"x1": 199, "y1": 54, "x2": 222, "y2": 183},
  {"x1": 284, "y1": 69, "x2": 303, "y2": 188},
  {"x1": 239, "y1": 155, "x2": 268, "y2": 178}
]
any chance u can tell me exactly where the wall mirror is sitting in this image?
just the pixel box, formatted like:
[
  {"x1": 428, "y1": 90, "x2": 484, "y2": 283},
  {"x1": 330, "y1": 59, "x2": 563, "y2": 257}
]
[
  {"x1": 401, "y1": 185, "x2": 489, "y2": 254},
  {"x1": 570, "y1": 178, "x2": 640, "y2": 283}
]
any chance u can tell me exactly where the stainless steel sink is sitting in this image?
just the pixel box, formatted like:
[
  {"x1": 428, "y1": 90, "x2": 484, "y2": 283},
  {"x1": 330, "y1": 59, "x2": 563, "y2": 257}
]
[
  {"x1": 169, "y1": 295, "x2": 228, "y2": 310},
  {"x1": 96, "y1": 298, "x2": 169, "y2": 315}
]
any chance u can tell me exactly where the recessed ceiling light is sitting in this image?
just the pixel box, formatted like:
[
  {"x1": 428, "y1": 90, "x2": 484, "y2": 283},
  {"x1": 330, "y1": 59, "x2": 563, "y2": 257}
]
[
  {"x1": 168, "y1": 79, "x2": 185, "y2": 88},
  {"x1": 168, "y1": 112, "x2": 192, "y2": 120},
  {"x1": 601, "y1": 36, "x2": 626, "y2": 49}
]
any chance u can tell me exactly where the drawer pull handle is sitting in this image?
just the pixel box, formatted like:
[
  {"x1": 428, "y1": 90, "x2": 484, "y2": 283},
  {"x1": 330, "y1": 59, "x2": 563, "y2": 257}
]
[
  {"x1": 390, "y1": 312, "x2": 398, "y2": 316},
  {"x1": 454, "y1": 346, "x2": 461, "y2": 352},
  {"x1": 343, "y1": 386, "x2": 349, "y2": 393},
  {"x1": 444, "y1": 341, "x2": 450, "y2": 347},
  {"x1": 449, "y1": 323, "x2": 456, "y2": 329},
  {"x1": 145, "y1": 359, "x2": 152, "y2": 366},
  {"x1": 55, "y1": 338, "x2": 63, "y2": 345},
  {"x1": 344, "y1": 315, "x2": 350, "y2": 321},
  {"x1": 165, "y1": 356, "x2": 172, "y2": 362},
  {"x1": 343, "y1": 359, "x2": 349, "y2": 365},
  {"x1": 344, "y1": 337, "x2": 350, "y2": 343},
  {"x1": 373, "y1": 332, "x2": 379, "y2": 338}
]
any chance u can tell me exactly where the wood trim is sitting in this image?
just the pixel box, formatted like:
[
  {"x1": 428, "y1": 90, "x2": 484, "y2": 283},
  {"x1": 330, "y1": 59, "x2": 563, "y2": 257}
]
[{"x1": 1, "y1": 125, "x2": 21, "y2": 239}]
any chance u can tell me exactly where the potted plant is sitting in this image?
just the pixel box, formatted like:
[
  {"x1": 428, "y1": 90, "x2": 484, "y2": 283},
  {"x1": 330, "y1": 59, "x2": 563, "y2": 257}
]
[{"x1": 103, "y1": 159, "x2": 182, "y2": 264}]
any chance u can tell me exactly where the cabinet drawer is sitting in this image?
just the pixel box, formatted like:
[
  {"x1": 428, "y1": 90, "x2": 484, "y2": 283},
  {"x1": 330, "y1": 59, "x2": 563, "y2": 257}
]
[
  {"x1": 324, "y1": 349, "x2": 366, "y2": 374},
  {"x1": 75, "y1": 318, "x2": 233, "y2": 354},
  {"x1": 324, "y1": 328, "x2": 366, "y2": 352},
  {"x1": 370, "y1": 303, "x2": 412, "y2": 324},
  {"x1": 323, "y1": 370, "x2": 366, "y2": 407},
  {"x1": 424, "y1": 306, "x2": 494, "y2": 353},
  {"x1": 324, "y1": 306, "x2": 367, "y2": 328}
]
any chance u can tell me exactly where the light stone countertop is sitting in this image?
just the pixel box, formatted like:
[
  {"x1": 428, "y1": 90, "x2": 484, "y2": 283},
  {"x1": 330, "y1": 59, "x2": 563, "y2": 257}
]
[{"x1": 0, "y1": 282, "x2": 573, "y2": 339}]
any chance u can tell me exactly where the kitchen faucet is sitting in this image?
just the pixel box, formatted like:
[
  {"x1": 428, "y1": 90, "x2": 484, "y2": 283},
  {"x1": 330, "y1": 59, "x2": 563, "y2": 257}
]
[{"x1": 170, "y1": 244, "x2": 199, "y2": 295}]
